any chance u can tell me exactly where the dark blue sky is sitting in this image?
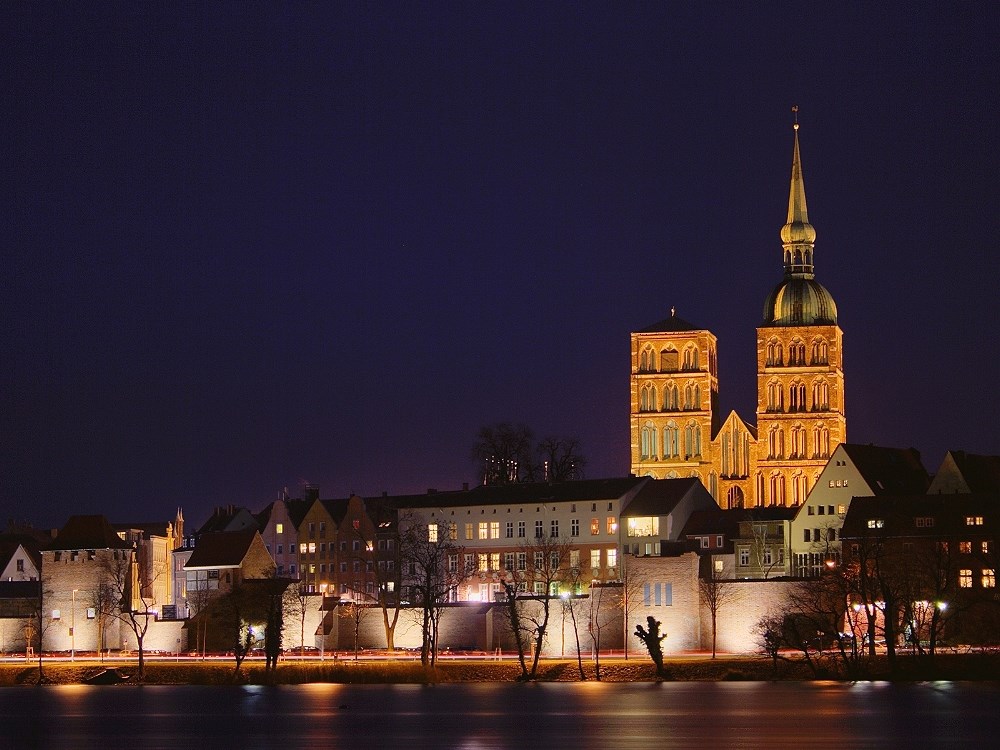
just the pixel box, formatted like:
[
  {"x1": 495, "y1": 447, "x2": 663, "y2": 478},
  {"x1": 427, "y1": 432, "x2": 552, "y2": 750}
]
[{"x1": 5, "y1": 3, "x2": 998, "y2": 530}]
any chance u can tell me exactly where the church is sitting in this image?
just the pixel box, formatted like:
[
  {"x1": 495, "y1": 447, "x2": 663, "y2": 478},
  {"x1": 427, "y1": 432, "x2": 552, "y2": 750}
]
[{"x1": 629, "y1": 121, "x2": 846, "y2": 508}]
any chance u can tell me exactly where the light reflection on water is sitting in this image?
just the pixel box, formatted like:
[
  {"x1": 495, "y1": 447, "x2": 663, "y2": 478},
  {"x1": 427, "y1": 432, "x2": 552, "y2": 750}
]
[{"x1": 1, "y1": 681, "x2": 998, "y2": 749}]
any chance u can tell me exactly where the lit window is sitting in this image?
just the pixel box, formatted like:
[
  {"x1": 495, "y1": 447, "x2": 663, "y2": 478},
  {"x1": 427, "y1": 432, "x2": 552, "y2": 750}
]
[
  {"x1": 607, "y1": 517, "x2": 618, "y2": 534},
  {"x1": 590, "y1": 549, "x2": 600, "y2": 569},
  {"x1": 276, "y1": 523, "x2": 283, "y2": 534},
  {"x1": 591, "y1": 519, "x2": 600, "y2": 535},
  {"x1": 365, "y1": 541, "x2": 373, "y2": 552},
  {"x1": 428, "y1": 524, "x2": 438, "y2": 543},
  {"x1": 983, "y1": 569, "x2": 996, "y2": 588},
  {"x1": 308, "y1": 542, "x2": 316, "y2": 553},
  {"x1": 465, "y1": 523, "x2": 473, "y2": 540},
  {"x1": 490, "y1": 553, "x2": 500, "y2": 571},
  {"x1": 837, "y1": 505, "x2": 846, "y2": 515},
  {"x1": 479, "y1": 522, "x2": 488, "y2": 540},
  {"x1": 51, "y1": 610, "x2": 61, "y2": 620},
  {"x1": 959, "y1": 569, "x2": 973, "y2": 588},
  {"x1": 449, "y1": 523, "x2": 457, "y2": 541},
  {"x1": 867, "y1": 519, "x2": 884, "y2": 529},
  {"x1": 960, "y1": 541, "x2": 972, "y2": 554},
  {"x1": 478, "y1": 554, "x2": 488, "y2": 572},
  {"x1": 626, "y1": 517, "x2": 659, "y2": 537},
  {"x1": 983, "y1": 541, "x2": 991, "y2": 555},
  {"x1": 966, "y1": 516, "x2": 985, "y2": 526},
  {"x1": 607, "y1": 548, "x2": 617, "y2": 568}
]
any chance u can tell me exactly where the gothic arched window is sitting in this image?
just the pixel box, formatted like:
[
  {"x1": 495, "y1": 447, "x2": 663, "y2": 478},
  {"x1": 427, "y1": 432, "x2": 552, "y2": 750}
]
[
  {"x1": 767, "y1": 380, "x2": 784, "y2": 412},
  {"x1": 663, "y1": 421, "x2": 679, "y2": 458},
  {"x1": 810, "y1": 338, "x2": 829, "y2": 365},
  {"x1": 811, "y1": 379, "x2": 830, "y2": 411},
  {"x1": 640, "y1": 422, "x2": 657, "y2": 460},
  {"x1": 789, "y1": 380, "x2": 806, "y2": 412},
  {"x1": 663, "y1": 382, "x2": 678, "y2": 411}
]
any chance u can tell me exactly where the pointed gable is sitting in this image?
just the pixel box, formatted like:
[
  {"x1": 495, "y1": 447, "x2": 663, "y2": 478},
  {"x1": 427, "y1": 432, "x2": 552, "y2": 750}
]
[{"x1": 929, "y1": 451, "x2": 1000, "y2": 494}]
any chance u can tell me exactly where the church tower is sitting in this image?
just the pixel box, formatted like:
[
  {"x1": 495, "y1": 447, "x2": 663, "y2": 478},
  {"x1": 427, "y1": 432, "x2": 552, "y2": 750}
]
[
  {"x1": 754, "y1": 117, "x2": 846, "y2": 506},
  {"x1": 629, "y1": 311, "x2": 719, "y2": 487}
]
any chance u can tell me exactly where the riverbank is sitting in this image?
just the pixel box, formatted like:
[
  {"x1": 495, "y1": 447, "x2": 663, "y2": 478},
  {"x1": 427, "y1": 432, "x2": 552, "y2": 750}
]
[{"x1": 3, "y1": 651, "x2": 999, "y2": 685}]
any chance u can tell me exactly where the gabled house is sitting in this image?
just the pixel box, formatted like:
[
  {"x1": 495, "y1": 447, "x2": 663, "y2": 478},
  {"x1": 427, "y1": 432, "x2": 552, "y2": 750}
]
[
  {"x1": 620, "y1": 477, "x2": 720, "y2": 557},
  {"x1": 0, "y1": 535, "x2": 42, "y2": 582},
  {"x1": 257, "y1": 489, "x2": 311, "y2": 579},
  {"x1": 297, "y1": 496, "x2": 348, "y2": 594},
  {"x1": 182, "y1": 529, "x2": 274, "y2": 602},
  {"x1": 173, "y1": 505, "x2": 259, "y2": 616},
  {"x1": 840, "y1": 492, "x2": 999, "y2": 646},
  {"x1": 790, "y1": 444, "x2": 929, "y2": 576}
]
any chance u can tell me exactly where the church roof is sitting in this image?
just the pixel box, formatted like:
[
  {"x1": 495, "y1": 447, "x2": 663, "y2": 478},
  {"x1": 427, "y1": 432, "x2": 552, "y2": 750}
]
[{"x1": 635, "y1": 312, "x2": 704, "y2": 334}]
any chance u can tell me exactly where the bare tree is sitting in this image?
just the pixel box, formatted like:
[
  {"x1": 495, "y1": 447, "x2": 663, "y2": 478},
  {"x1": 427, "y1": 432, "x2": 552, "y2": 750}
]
[
  {"x1": 536, "y1": 436, "x2": 587, "y2": 482},
  {"x1": 561, "y1": 593, "x2": 587, "y2": 679},
  {"x1": 698, "y1": 567, "x2": 739, "y2": 658},
  {"x1": 473, "y1": 422, "x2": 536, "y2": 484},
  {"x1": 472, "y1": 424, "x2": 589, "y2": 485},
  {"x1": 399, "y1": 515, "x2": 468, "y2": 666},
  {"x1": 100, "y1": 546, "x2": 160, "y2": 682},
  {"x1": 499, "y1": 534, "x2": 570, "y2": 680},
  {"x1": 282, "y1": 582, "x2": 317, "y2": 655},
  {"x1": 617, "y1": 554, "x2": 647, "y2": 661},
  {"x1": 352, "y1": 522, "x2": 401, "y2": 652},
  {"x1": 337, "y1": 599, "x2": 373, "y2": 659},
  {"x1": 587, "y1": 581, "x2": 621, "y2": 679}
]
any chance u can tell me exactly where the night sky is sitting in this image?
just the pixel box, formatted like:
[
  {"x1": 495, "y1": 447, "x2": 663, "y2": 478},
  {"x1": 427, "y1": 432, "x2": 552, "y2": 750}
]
[{"x1": 5, "y1": 3, "x2": 998, "y2": 531}]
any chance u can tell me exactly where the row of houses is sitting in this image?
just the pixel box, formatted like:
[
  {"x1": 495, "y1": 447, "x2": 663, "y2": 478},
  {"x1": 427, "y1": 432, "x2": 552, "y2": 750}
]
[{"x1": 2, "y1": 447, "x2": 997, "y2": 655}]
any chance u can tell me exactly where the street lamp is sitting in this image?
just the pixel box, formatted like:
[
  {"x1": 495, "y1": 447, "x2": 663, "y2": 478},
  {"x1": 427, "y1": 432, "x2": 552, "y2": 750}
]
[{"x1": 71, "y1": 588, "x2": 79, "y2": 661}]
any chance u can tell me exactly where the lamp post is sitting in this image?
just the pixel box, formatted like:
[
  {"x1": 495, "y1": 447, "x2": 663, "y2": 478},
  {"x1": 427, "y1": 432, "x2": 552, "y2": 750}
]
[{"x1": 71, "y1": 588, "x2": 78, "y2": 661}]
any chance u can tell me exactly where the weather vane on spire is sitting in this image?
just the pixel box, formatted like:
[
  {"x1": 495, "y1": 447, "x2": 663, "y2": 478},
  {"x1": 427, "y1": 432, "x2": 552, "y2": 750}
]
[{"x1": 792, "y1": 104, "x2": 799, "y2": 131}]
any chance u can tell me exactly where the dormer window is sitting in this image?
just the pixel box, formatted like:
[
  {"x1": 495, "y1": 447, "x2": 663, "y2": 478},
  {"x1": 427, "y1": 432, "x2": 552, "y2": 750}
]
[{"x1": 867, "y1": 519, "x2": 884, "y2": 529}]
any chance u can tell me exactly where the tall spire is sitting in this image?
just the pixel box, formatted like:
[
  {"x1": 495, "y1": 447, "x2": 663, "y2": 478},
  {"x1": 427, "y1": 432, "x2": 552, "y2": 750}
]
[{"x1": 780, "y1": 106, "x2": 816, "y2": 277}]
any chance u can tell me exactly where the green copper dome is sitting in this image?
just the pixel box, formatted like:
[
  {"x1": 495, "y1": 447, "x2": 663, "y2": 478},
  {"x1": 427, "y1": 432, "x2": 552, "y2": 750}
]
[{"x1": 762, "y1": 277, "x2": 838, "y2": 326}]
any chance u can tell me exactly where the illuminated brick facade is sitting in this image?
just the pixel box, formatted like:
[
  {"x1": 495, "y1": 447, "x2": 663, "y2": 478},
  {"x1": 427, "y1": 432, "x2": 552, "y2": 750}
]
[{"x1": 631, "y1": 124, "x2": 845, "y2": 508}]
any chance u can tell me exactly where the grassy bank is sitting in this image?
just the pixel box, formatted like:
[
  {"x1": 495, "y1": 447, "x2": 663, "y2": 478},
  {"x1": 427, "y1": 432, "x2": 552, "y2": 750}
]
[{"x1": 2, "y1": 653, "x2": 997, "y2": 686}]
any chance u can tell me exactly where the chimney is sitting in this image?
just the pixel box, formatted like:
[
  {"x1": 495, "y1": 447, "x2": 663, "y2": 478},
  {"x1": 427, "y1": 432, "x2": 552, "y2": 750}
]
[{"x1": 304, "y1": 485, "x2": 320, "y2": 503}]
